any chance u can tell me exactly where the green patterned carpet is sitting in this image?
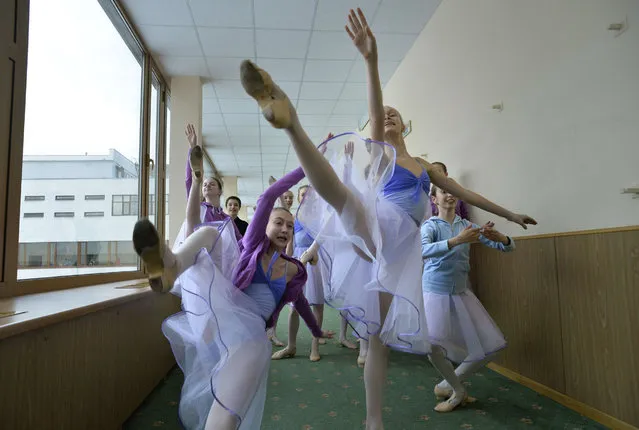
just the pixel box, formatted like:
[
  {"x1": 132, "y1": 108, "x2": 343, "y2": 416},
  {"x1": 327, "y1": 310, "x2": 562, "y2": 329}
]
[{"x1": 124, "y1": 308, "x2": 606, "y2": 429}]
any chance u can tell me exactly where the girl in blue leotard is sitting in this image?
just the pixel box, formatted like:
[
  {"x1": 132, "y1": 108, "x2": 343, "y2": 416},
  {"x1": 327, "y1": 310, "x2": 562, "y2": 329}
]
[{"x1": 241, "y1": 9, "x2": 536, "y2": 429}]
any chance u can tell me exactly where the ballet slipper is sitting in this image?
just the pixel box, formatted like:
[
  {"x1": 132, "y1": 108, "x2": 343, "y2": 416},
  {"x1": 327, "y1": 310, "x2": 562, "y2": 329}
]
[
  {"x1": 269, "y1": 336, "x2": 285, "y2": 347},
  {"x1": 340, "y1": 339, "x2": 358, "y2": 349},
  {"x1": 240, "y1": 60, "x2": 293, "y2": 129},
  {"x1": 434, "y1": 390, "x2": 469, "y2": 413},
  {"x1": 357, "y1": 355, "x2": 367, "y2": 368},
  {"x1": 434, "y1": 384, "x2": 454, "y2": 399},
  {"x1": 133, "y1": 219, "x2": 177, "y2": 293},
  {"x1": 189, "y1": 145, "x2": 203, "y2": 181},
  {"x1": 309, "y1": 338, "x2": 321, "y2": 362},
  {"x1": 271, "y1": 346, "x2": 296, "y2": 360}
]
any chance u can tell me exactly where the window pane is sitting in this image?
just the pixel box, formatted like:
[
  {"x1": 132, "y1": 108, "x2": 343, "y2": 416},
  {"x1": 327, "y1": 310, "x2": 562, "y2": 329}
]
[
  {"x1": 20, "y1": 0, "x2": 141, "y2": 279},
  {"x1": 149, "y1": 81, "x2": 159, "y2": 226},
  {"x1": 165, "y1": 100, "x2": 171, "y2": 244}
]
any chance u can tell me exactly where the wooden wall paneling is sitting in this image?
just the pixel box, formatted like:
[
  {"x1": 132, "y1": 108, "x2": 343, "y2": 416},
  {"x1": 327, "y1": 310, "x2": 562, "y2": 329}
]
[
  {"x1": 472, "y1": 238, "x2": 565, "y2": 392},
  {"x1": 0, "y1": 293, "x2": 179, "y2": 430},
  {"x1": 555, "y1": 231, "x2": 639, "y2": 427}
]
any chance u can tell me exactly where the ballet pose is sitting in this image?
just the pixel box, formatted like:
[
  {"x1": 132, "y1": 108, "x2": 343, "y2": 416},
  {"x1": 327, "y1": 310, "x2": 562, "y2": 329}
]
[
  {"x1": 264, "y1": 175, "x2": 294, "y2": 347},
  {"x1": 423, "y1": 184, "x2": 514, "y2": 412},
  {"x1": 240, "y1": 9, "x2": 535, "y2": 429},
  {"x1": 132, "y1": 146, "x2": 327, "y2": 429},
  {"x1": 182, "y1": 124, "x2": 242, "y2": 242}
]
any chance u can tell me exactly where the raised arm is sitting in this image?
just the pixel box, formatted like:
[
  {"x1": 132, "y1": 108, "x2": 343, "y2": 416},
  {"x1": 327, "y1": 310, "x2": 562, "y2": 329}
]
[
  {"x1": 243, "y1": 167, "x2": 305, "y2": 250},
  {"x1": 184, "y1": 124, "x2": 198, "y2": 198},
  {"x1": 346, "y1": 8, "x2": 384, "y2": 143},
  {"x1": 421, "y1": 159, "x2": 537, "y2": 229}
]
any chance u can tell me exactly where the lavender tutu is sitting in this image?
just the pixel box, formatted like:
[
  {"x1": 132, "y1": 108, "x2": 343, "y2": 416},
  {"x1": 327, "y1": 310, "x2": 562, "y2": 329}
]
[
  {"x1": 423, "y1": 288, "x2": 506, "y2": 363},
  {"x1": 162, "y1": 220, "x2": 271, "y2": 429},
  {"x1": 297, "y1": 133, "x2": 432, "y2": 354}
]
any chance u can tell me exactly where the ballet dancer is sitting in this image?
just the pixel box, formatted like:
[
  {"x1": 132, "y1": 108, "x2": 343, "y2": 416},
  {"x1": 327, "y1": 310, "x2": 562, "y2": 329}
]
[
  {"x1": 423, "y1": 184, "x2": 514, "y2": 412},
  {"x1": 429, "y1": 162, "x2": 470, "y2": 221},
  {"x1": 132, "y1": 145, "x2": 329, "y2": 429},
  {"x1": 182, "y1": 124, "x2": 242, "y2": 242},
  {"x1": 240, "y1": 9, "x2": 535, "y2": 429}
]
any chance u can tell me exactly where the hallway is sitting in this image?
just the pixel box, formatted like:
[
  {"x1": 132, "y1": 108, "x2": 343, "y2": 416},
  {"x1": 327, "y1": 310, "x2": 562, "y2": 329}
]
[{"x1": 124, "y1": 310, "x2": 605, "y2": 430}]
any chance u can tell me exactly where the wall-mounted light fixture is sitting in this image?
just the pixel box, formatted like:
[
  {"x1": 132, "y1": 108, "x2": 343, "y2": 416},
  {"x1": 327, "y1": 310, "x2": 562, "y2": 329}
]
[
  {"x1": 621, "y1": 186, "x2": 639, "y2": 199},
  {"x1": 492, "y1": 102, "x2": 504, "y2": 112}
]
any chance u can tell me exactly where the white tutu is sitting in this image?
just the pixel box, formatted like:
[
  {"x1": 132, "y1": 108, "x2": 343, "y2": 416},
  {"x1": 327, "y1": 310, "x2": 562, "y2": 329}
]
[
  {"x1": 423, "y1": 288, "x2": 507, "y2": 363},
  {"x1": 163, "y1": 220, "x2": 271, "y2": 430},
  {"x1": 297, "y1": 133, "x2": 432, "y2": 355}
]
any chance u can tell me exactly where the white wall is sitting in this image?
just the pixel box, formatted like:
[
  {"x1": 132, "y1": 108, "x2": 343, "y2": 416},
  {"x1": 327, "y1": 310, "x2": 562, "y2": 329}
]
[{"x1": 382, "y1": 0, "x2": 639, "y2": 236}]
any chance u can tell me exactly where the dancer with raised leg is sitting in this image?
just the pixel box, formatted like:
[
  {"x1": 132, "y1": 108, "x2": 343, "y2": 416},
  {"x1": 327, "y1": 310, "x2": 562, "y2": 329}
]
[
  {"x1": 423, "y1": 184, "x2": 515, "y2": 412},
  {"x1": 132, "y1": 145, "x2": 329, "y2": 429},
  {"x1": 174, "y1": 124, "x2": 242, "y2": 248},
  {"x1": 240, "y1": 9, "x2": 536, "y2": 429}
]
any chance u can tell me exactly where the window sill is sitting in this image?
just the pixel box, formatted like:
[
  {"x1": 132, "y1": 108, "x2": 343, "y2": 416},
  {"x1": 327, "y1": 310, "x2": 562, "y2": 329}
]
[{"x1": 0, "y1": 279, "x2": 153, "y2": 341}]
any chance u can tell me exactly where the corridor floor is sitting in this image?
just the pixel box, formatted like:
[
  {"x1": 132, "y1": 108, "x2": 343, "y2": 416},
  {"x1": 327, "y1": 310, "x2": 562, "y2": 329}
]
[{"x1": 124, "y1": 309, "x2": 606, "y2": 429}]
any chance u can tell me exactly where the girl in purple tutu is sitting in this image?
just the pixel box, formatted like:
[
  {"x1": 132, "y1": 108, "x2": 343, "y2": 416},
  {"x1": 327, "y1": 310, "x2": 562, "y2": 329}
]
[
  {"x1": 131, "y1": 145, "x2": 328, "y2": 429},
  {"x1": 423, "y1": 184, "x2": 515, "y2": 412},
  {"x1": 240, "y1": 8, "x2": 536, "y2": 429}
]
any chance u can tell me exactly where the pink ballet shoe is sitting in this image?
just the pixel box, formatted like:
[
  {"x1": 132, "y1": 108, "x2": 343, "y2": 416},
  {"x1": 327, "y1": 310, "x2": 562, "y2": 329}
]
[
  {"x1": 357, "y1": 355, "x2": 367, "y2": 368},
  {"x1": 240, "y1": 60, "x2": 293, "y2": 129},
  {"x1": 340, "y1": 339, "x2": 358, "y2": 349},
  {"x1": 133, "y1": 219, "x2": 177, "y2": 293},
  {"x1": 434, "y1": 390, "x2": 469, "y2": 413},
  {"x1": 434, "y1": 385, "x2": 453, "y2": 399},
  {"x1": 271, "y1": 347, "x2": 296, "y2": 360},
  {"x1": 189, "y1": 145, "x2": 203, "y2": 181}
]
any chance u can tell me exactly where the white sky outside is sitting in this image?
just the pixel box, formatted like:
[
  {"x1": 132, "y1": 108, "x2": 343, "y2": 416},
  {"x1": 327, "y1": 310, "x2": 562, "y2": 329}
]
[{"x1": 23, "y1": 0, "x2": 142, "y2": 162}]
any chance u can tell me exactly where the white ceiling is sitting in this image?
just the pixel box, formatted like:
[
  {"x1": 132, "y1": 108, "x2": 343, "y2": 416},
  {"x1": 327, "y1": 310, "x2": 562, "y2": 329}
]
[{"x1": 120, "y1": 0, "x2": 441, "y2": 208}]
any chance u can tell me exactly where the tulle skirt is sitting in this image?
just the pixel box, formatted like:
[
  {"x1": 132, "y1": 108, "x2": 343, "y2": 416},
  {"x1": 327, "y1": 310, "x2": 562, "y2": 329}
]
[
  {"x1": 423, "y1": 288, "x2": 507, "y2": 363},
  {"x1": 297, "y1": 133, "x2": 432, "y2": 355},
  {"x1": 293, "y1": 245, "x2": 329, "y2": 305},
  {"x1": 163, "y1": 220, "x2": 271, "y2": 429}
]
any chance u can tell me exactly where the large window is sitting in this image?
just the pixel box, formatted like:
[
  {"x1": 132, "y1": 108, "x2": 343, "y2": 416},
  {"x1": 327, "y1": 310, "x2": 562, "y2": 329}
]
[{"x1": 19, "y1": 0, "x2": 143, "y2": 280}]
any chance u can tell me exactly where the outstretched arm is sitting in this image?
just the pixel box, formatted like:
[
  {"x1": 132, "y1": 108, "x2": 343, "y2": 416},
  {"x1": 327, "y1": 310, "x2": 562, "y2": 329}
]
[{"x1": 420, "y1": 158, "x2": 537, "y2": 229}]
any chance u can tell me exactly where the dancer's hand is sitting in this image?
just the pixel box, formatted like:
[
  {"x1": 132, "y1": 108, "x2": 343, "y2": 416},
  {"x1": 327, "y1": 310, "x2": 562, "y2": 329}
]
[
  {"x1": 344, "y1": 141, "x2": 355, "y2": 159},
  {"x1": 450, "y1": 225, "x2": 480, "y2": 247},
  {"x1": 480, "y1": 224, "x2": 509, "y2": 244},
  {"x1": 300, "y1": 249, "x2": 318, "y2": 265},
  {"x1": 507, "y1": 213, "x2": 537, "y2": 230},
  {"x1": 346, "y1": 8, "x2": 377, "y2": 61},
  {"x1": 185, "y1": 123, "x2": 198, "y2": 148}
]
